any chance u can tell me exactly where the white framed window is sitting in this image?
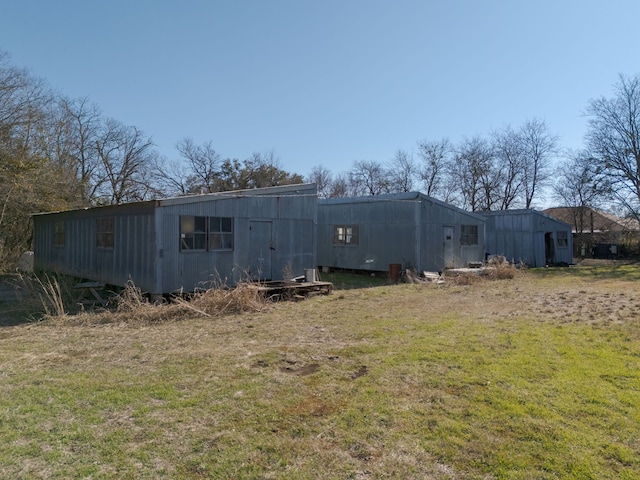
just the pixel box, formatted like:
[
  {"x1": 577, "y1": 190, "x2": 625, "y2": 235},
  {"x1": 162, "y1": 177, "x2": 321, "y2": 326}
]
[
  {"x1": 333, "y1": 225, "x2": 359, "y2": 245},
  {"x1": 209, "y1": 216, "x2": 233, "y2": 250},
  {"x1": 180, "y1": 216, "x2": 234, "y2": 251},
  {"x1": 180, "y1": 216, "x2": 207, "y2": 251}
]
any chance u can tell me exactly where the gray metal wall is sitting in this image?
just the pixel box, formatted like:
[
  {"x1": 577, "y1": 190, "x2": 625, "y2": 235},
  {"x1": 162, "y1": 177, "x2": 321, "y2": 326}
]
[
  {"x1": 33, "y1": 203, "x2": 158, "y2": 291},
  {"x1": 418, "y1": 198, "x2": 486, "y2": 271},
  {"x1": 157, "y1": 191, "x2": 316, "y2": 293},
  {"x1": 33, "y1": 184, "x2": 317, "y2": 294},
  {"x1": 483, "y1": 210, "x2": 573, "y2": 267},
  {"x1": 317, "y1": 193, "x2": 485, "y2": 273}
]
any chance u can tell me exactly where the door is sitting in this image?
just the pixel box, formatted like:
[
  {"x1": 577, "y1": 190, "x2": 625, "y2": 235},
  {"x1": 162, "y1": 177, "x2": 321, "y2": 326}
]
[
  {"x1": 249, "y1": 220, "x2": 273, "y2": 281},
  {"x1": 544, "y1": 232, "x2": 555, "y2": 266},
  {"x1": 443, "y1": 226, "x2": 455, "y2": 269}
]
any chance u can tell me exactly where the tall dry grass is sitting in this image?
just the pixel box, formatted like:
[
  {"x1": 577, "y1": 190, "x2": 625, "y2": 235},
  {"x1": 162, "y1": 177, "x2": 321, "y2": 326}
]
[
  {"x1": 8, "y1": 272, "x2": 76, "y2": 320},
  {"x1": 44, "y1": 279, "x2": 269, "y2": 326},
  {"x1": 444, "y1": 256, "x2": 523, "y2": 285}
]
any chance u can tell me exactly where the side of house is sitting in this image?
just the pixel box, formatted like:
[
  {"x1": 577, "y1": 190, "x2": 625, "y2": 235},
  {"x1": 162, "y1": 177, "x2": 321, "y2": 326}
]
[
  {"x1": 33, "y1": 184, "x2": 317, "y2": 294},
  {"x1": 317, "y1": 192, "x2": 485, "y2": 273},
  {"x1": 543, "y1": 206, "x2": 640, "y2": 257},
  {"x1": 482, "y1": 209, "x2": 573, "y2": 267},
  {"x1": 32, "y1": 201, "x2": 158, "y2": 291},
  {"x1": 156, "y1": 184, "x2": 317, "y2": 292}
]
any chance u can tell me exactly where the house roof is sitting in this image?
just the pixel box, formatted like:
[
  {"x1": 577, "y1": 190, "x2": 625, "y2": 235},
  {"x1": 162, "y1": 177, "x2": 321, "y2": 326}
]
[
  {"x1": 479, "y1": 208, "x2": 572, "y2": 229},
  {"x1": 542, "y1": 207, "x2": 640, "y2": 233},
  {"x1": 33, "y1": 183, "x2": 317, "y2": 217},
  {"x1": 318, "y1": 191, "x2": 486, "y2": 221}
]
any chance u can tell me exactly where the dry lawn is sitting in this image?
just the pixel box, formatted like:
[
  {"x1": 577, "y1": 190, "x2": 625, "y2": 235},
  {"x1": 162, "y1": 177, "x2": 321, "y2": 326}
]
[{"x1": 0, "y1": 264, "x2": 639, "y2": 479}]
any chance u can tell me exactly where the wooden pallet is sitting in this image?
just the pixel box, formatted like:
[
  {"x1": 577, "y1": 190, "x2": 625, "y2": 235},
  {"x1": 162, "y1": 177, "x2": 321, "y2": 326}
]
[
  {"x1": 251, "y1": 281, "x2": 333, "y2": 300},
  {"x1": 74, "y1": 281, "x2": 107, "y2": 306}
]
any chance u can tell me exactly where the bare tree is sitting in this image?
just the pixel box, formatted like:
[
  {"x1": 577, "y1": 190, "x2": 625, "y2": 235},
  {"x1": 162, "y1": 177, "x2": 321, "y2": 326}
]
[
  {"x1": 54, "y1": 97, "x2": 104, "y2": 203},
  {"x1": 94, "y1": 119, "x2": 158, "y2": 204},
  {"x1": 387, "y1": 149, "x2": 416, "y2": 193},
  {"x1": 349, "y1": 160, "x2": 391, "y2": 196},
  {"x1": 491, "y1": 126, "x2": 525, "y2": 210},
  {"x1": 150, "y1": 155, "x2": 191, "y2": 197},
  {"x1": 0, "y1": 51, "x2": 50, "y2": 148},
  {"x1": 306, "y1": 164, "x2": 333, "y2": 198},
  {"x1": 416, "y1": 138, "x2": 451, "y2": 199},
  {"x1": 176, "y1": 137, "x2": 223, "y2": 193},
  {"x1": 553, "y1": 150, "x2": 606, "y2": 233},
  {"x1": 451, "y1": 137, "x2": 498, "y2": 211},
  {"x1": 586, "y1": 73, "x2": 640, "y2": 222},
  {"x1": 520, "y1": 118, "x2": 558, "y2": 208},
  {"x1": 329, "y1": 172, "x2": 350, "y2": 198}
]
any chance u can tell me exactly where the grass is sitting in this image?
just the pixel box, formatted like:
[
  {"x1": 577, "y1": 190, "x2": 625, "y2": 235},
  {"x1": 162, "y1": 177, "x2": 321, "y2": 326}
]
[{"x1": 1, "y1": 265, "x2": 640, "y2": 478}]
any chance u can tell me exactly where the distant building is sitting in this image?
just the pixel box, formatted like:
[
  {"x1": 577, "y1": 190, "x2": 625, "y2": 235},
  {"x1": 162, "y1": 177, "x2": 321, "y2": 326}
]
[
  {"x1": 481, "y1": 209, "x2": 573, "y2": 267},
  {"x1": 317, "y1": 192, "x2": 486, "y2": 274},
  {"x1": 543, "y1": 207, "x2": 640, "y2": 257},
  {"x1": 32, "y1": 184, "x2": 318, "y2": 294}
]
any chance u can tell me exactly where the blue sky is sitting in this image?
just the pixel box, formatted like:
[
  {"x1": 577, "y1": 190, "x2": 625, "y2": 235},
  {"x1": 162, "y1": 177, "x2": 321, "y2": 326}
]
[{"x1": 2, "y1": 1, "x2": 639, "y2": 179}]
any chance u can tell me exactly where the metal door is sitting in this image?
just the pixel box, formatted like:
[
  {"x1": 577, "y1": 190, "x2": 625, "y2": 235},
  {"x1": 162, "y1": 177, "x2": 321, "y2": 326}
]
[
  {"x1": 249, "y1": 220, "x2": 273, "y2": 281},
  {"x1": 443, "y1": 226, "x2": 455, "y2": 269}
]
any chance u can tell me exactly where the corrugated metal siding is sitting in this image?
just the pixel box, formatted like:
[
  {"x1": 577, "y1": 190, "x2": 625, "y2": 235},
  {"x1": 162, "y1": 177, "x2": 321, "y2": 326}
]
[
  {"x1": 420, "y1": 200, "x2": 485, "y2": 271},
  {"x1": 483, "y1": 210, "x2": 573, "y2": 267},
  {"x1": 158, "y1": 185, "x2": 317, "y2": 292},
  {"x1": 33, "y1": 184, "x2": 317, "y2": 294},
  {"x1": 317, "y1": 199, "x2": 420, "y2": 271},
  {"x1": 33, "y1": 211, "x2": 157, "y2": 290},
  {"x1": 317, "y1": 193, "x2": 486, "y2": 272}
]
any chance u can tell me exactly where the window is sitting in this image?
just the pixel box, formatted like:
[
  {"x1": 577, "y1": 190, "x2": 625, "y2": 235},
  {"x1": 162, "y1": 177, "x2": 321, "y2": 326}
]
[
  {"x1": 97, "y1": 217, "x2": 115, "y2": 249},
  {"x1": 209, "y1": 216, "x2": 233, "y2": 250},
  {"x1": 460, "y1": 225, "x2": 478, "y2": 246},
  {"x1": 53, "y1": 220, "x2": 65, "y2": 247},
  {"x1": 557, "y1": 231, "x2": 568, "y2": 247},
  {"x1": 333, "y1": 225, "x2": 359, "y2": 245},
  {"x1": 180, "y1": 215, "x2": 234, "y2": 251},
  {"x1": 180, "y1": 216, "x2": 207, "y2": 250}
]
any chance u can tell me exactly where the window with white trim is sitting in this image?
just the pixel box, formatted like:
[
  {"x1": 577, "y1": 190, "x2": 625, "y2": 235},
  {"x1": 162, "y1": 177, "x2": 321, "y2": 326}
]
[
  {"x1": 333, "y1": 225, "x2": 359, "y2": 245},
  {"x1": 180, "y1": 215, "x2": 234, "y2": 251},
  {"x1": 209, "y1": 216, "x2": 233, "y2": 250},
  {"x1": 180, "y1": 216, "x2": 207, "y2": 250}
]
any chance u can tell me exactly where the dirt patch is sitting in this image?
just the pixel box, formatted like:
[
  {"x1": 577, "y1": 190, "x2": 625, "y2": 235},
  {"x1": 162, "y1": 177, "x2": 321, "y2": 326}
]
[
  {"x1": 351, "y1": 366, "x2": 368, "y2": 380},
  {"x1": 280, "y1": 361, "x2": 320, "y2": 376}
]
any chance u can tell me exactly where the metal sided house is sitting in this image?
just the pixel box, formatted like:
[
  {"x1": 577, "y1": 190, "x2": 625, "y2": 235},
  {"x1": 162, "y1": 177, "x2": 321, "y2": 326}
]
[
  {"x1": 481, "y1": 209, "x2": 573, "y2": 267},
  {"x1": 32, "y1": 183, "x2": 318, "y2": 294},
  {"x1": 317, "y1": 192, "x2": 486, "y2": 274}
]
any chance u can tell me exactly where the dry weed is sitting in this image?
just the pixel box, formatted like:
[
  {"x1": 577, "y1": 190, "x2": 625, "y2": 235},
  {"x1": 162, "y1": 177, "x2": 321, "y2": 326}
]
[
  {"x1": 482, "y1": 256, "x2": 521, "y2": 280},
  {"x1": 7, "y1": 272, "x2": 76, "y2": 320},
  {"x1": 443, "y1": 257, "x2": 521, "y2": 285},
  {"x1": 44, "y1": 279, "x2": 269, "y2": 326}
]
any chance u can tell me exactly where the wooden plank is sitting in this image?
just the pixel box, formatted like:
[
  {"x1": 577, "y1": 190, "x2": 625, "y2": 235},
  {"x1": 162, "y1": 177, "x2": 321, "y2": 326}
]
[
  {"x1": 249, "y1": 281, "x2": 333, "y2": 299},
  {"x1": 74, "y1": 282, "x2": 107, "y2": 306}
]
